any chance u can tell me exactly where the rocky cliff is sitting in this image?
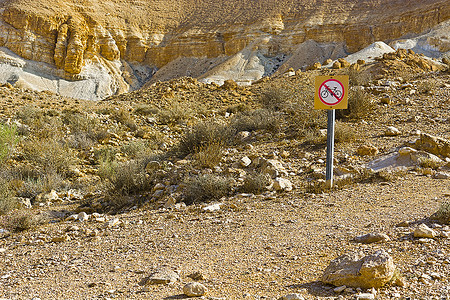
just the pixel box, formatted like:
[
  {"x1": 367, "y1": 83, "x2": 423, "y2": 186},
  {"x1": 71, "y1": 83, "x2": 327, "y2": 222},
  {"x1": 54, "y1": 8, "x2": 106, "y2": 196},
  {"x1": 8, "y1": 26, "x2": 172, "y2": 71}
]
[{"x1": 0, "y1": 0, "x2": 448, "y2": 99}]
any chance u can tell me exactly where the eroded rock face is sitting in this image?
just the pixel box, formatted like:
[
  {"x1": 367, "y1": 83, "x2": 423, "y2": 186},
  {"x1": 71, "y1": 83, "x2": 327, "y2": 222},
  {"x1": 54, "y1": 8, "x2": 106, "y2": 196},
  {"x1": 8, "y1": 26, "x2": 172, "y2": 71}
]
[
  {"x1": 0, "y1": 0, "x2": 448, "y2": 77},
  {"x1": 322, "y1": 250, "x2": 396, "y2": 289}
]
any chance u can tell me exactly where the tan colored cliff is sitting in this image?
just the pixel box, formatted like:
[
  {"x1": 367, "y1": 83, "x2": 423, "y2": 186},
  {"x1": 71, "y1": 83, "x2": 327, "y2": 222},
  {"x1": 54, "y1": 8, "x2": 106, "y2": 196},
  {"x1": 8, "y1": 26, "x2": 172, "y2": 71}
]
[{"x1": 0, "y1": 0, "x2": 448, "y2": 83}]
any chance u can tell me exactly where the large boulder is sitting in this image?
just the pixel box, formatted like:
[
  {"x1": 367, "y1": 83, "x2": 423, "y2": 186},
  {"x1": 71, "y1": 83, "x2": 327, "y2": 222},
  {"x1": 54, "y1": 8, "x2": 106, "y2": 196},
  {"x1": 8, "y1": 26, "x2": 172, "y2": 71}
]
[{"x1": 322, "y1": 250, "x2": 396, "y2": 289}]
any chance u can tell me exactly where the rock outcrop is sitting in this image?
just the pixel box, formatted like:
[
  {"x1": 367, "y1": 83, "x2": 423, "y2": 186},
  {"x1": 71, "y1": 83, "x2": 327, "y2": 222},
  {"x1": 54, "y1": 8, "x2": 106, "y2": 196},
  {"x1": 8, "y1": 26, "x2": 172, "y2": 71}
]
[{"x1": 0, "y1": 0, "x2": 448, "y2": 98}]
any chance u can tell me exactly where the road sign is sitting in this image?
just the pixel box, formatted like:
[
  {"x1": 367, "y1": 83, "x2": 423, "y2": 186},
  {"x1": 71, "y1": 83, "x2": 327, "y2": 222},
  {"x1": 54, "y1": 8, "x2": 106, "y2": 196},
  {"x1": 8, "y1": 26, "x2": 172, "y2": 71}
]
[{"x1": 314, "y1": 75, "x2": 348, "y2": 110}]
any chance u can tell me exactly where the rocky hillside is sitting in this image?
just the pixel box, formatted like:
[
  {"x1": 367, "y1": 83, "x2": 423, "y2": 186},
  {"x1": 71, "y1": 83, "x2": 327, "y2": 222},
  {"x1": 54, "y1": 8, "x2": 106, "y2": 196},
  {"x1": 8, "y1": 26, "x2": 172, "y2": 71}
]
[
  {"x1": 0, "y1": 46, "x2": 449, "y2": 299},
  {"x1": 0, "y1": 0, "x2": 448, "y2": 99}
]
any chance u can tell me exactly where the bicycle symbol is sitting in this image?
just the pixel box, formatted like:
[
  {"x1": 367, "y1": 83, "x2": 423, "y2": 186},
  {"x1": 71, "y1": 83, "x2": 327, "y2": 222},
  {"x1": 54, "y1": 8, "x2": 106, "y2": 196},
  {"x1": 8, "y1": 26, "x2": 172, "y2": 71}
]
[{"x1": 321, "y1": 86, "x2": 342, "y2": 99}]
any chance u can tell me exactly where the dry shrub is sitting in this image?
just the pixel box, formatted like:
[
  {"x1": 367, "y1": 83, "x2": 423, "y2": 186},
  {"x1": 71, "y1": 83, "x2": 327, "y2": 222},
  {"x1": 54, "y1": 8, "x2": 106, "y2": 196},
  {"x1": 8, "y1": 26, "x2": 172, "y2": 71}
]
[
  {"x1": 259, "y1": 88, "x2": 290, "y2": 111},
  {"x1": 336, "y1": 88, "x2": 374, "y2": 120},
  {"x1": 112, "y1": 108, "x2": 137, "y2": 131},
  {"x1": 0, "y1": 177, "x2": 16, "y2": 214},
  {"x1": 101, "y1": 159, "x2": 151, "y2": 205},
  {"x1": 240, "y1": 173, "x2": 272, "y2": 194},
  {"x1": 157, "y1": 101, "x2": 193, "y2": 125},
  {"x1": 231, "y1": 109, "x2": 281, "y2": 133},
  {"x1": 184, "y1": 174, "x2": 233, "y2": 205},
  {"x1": 23, "y1": 138, "x2": 76, "y2": 176},
  {"x1": 194, "y1": 141, "x2": 224, "y2": 168},
  {"x1": 432, "y1": 202, "x2": 450, "y2": 224},
  {"x1": 335, "y1": 121, "x2": 356, "y2": 143},
  {"x1": 121, "y1": 140, "x2": 154, "y2": 159},
  {"x1": 179, "y1": 121, "x2": 236, "y2": 156},
  {"x1": 348, "y1": 69, "x2": 373, "y2": 86},
  {"x1": 133, "y1": 104, "x2": 158, "y2": 116}
]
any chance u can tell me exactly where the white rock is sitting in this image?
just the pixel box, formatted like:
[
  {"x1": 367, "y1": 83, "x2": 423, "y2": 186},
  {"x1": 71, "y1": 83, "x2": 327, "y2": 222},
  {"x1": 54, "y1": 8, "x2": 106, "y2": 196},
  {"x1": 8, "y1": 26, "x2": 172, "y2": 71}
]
[
  {"x1": 240, "y1": 156, "x2": 252, "y2": 167},
  {"x1": 106, "y1": 218, "x2": 121, "y2": 227},
  {"x1": 414, "y1": 224, "x2": 436, "y2": 239},
  {"x1": 78, "y1": 212, "x2": 89, "y2": 222},
  {"x1": 273, "y1": 177, "x2": 293, "y2": 192},
  {"x1": 183, "y1": 282, "x2": 208, "y2": 297},
  {"x1": 385, "y1": 126, "x2": 401, "y2": 136},
  {"x1": 356, "y1": 293, "x2": 375, "y2": 300},
  {"x1": 203, "y1": 203, "x2": 222, "y2": 212}
]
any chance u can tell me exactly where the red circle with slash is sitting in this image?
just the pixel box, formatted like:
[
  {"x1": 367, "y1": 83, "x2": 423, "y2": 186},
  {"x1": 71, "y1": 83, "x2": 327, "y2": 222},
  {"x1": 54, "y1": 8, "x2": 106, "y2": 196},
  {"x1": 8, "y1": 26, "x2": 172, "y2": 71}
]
[{"x1": 318, "y1": 79, "x2": 345, "y2": 106}]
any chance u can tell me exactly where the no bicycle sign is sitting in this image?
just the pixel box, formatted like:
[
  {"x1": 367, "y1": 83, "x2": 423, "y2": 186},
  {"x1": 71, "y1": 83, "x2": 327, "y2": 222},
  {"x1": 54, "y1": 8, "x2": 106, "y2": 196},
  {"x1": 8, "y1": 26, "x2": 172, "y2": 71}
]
[{"x1": 314, "y1": 75, "x2": 349, "y2": 110}]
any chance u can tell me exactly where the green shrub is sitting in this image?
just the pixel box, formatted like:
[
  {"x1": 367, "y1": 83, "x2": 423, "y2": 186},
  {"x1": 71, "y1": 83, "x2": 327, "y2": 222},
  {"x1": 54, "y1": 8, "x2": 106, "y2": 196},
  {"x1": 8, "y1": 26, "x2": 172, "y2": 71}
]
[
  {"x1": 0, "y1": 123, "x2": 17, "y2": 163},
  {"x1": 184, "y1": 174, "x2": 233, "y2": 205}
]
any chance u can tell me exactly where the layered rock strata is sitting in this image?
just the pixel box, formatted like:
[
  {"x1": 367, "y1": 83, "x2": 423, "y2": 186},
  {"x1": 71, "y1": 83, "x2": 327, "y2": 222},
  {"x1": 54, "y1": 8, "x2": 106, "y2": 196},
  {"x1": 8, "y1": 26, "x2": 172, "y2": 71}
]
[{"x1": 0, "y1": 0, "x2": 448, "y2": 97}]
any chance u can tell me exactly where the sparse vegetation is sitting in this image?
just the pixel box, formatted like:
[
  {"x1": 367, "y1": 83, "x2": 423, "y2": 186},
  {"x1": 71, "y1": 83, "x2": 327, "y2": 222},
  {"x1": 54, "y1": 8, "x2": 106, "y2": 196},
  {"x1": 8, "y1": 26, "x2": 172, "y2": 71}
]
[
  {"x1": 432, "y1": 201, "x2": 450, "y2": 224},
  {"x1": 184, "y1": 174, "x2": 233, "y2": 204},
  {"x1": 240, "y1": 173, "x2": 272, "y2": 194},
  {"x1": 193, "y1": 141, "x2": 224, "y2": 168},
  {"x1": 0, "y1": 177, "x2": 16, "y2": 213},
  {"x1": 178, "y1": 121, "x2": 236, "y2": 155},
  {"x1": 336, "y1": 88, "x2": 375, "y2": 120},
  {"x1": 0, "y1": 123, "x2": 17, "y2": 163}
]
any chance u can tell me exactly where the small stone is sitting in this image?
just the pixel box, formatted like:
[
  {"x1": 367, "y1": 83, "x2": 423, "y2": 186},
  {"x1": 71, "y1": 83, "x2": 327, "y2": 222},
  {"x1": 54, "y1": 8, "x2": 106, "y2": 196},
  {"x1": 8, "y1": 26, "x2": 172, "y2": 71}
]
[
  {"x1": 354, "y1": 233, "x2": 390, "y2": 244},
  {"x1": 279, "y1": 293, "x2": 305, "y2": 300},
  {"x1": 52, "y1": 234, "x2": 70, "y2": 243},
  {"x1": 106, "y1": 218, "x2": 121, "y2": 228},
  {"x1": 356, "y1": 145, "x2": 379, "y2": 156},
  {"x1": 414, "y1": 224, "x2": 436, "y2": 239},
  {"x1": 188, "y1": 271, "x2": 206, "y2": 281},
  {"x1": 333, "y1": 285, "x2": 347, "y2": 293},
  {"x1": 183, "y1": 282, "x2": 207, "y2": 297},
  {"x1": 435, "y1": 172, "x2": 450, "y2": 179},
  {"x1": 78, "y1": 212, "x2": 89, "y2": 222},
  {"x1": 240, "y1": 156, "x2": 252, "y2": 167},
  {"x1": 146, "y1": 268, "x2": 180, "y2": 285},
  {"x1": 385, "y1": 126, "x2": 401, "y2": 136},
  {"x1": 356, "y1": 293, "x2": 375, "y2": 300},
  {"x1": 203, "y1": 203, "x2": 222, "y2": 212}
]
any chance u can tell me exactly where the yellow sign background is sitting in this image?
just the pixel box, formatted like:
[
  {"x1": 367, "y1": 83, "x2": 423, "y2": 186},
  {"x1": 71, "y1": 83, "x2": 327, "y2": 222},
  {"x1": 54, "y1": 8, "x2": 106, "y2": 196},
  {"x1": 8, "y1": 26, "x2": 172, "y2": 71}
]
[{"x1": 314, "y1": 75, "x2": 349, "y2": 110}]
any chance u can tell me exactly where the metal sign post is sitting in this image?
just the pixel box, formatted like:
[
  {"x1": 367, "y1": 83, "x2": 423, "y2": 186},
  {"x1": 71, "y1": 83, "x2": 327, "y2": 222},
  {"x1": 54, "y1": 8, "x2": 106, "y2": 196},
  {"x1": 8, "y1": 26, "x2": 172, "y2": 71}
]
[
  {"x1": 314, "y1": 75, "x2": 349, "y2": 189},
  {"x1": 325, "y1": 109, "x2": 335, "y2": 188}
]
